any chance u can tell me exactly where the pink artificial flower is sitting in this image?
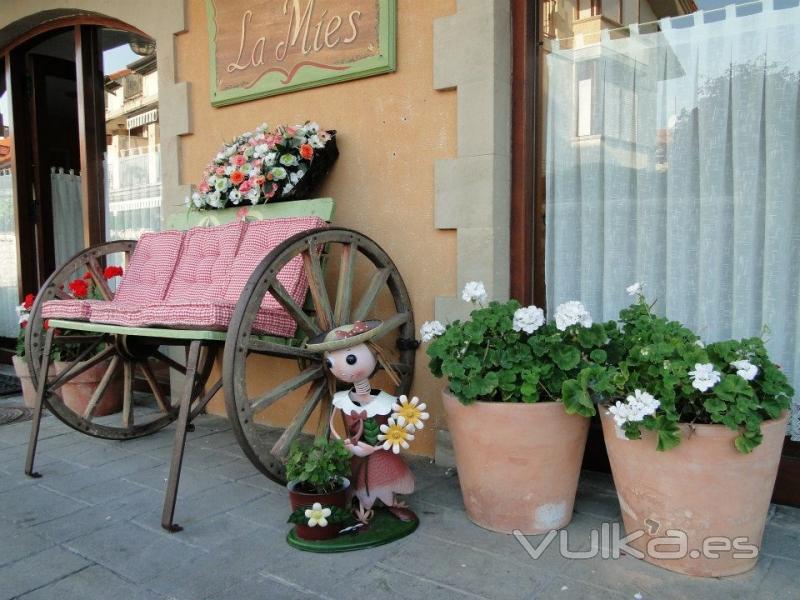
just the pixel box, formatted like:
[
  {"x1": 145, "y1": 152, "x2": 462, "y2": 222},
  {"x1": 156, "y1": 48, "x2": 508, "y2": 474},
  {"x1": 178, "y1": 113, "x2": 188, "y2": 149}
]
[
  {"x1": 215, "y1": 166, "x2": 225, "y2": 177},
  {"x1": 239, "y1": 180, "x2": 252, "y2": 193},
  {"x1": 233, "y1": 155, "x2": 246, "y2": 167},
  {"x1": 198, "y1": 182, "x2": 210, "y2": 193},
  {"x1": 285, "y1": 126, "x2": 298, "y2": 136}
]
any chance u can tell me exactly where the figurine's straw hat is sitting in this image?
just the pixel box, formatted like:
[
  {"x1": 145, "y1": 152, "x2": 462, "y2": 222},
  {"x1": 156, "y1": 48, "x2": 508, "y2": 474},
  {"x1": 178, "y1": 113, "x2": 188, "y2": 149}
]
[{"x1": 305, "y1": 320, "x2": 385, "y2": 352}]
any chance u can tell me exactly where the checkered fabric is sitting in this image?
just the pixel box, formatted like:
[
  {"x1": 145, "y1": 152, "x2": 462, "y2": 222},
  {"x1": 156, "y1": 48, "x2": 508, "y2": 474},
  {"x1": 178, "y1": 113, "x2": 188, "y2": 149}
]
[
  {"x1": 164, "y1": 221, "x2": 245, "y2": 303},
  {"x1": 42, "y1": 299, "x2": 102, "y2": 321},
  {"x1": 225, "y1": 217, "x2": 327, "y2": 312},
  {"x1": 115, "y1": 230, "x2": 185, "y2": 304},
  {"x1": 88, "y1": 301, "x2": 298, "y2": 336}
]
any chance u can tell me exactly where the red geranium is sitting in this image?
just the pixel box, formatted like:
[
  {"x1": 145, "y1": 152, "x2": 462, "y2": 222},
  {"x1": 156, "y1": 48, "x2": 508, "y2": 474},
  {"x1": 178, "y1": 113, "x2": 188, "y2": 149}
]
[
  {"x1": 104, "y1": 265, "x2": 124, "y2": 279},
  {"x1": 299, "y1": 143, "x2": 314, "y2": 161},
  {"x1": 68, "y1": 279, "x2": 89, "y2": 299},
  {"x1": 23, "y1": 293, "x2": 35, "y2": 310},
  {"x1": 83, "y1": 271, "x2": 93, "y2": 279}
]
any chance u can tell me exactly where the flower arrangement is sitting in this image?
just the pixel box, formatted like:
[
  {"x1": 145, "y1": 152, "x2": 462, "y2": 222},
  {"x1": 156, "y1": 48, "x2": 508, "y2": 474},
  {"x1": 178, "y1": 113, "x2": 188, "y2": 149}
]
[
  {"x1": 602, "y1": 284, "x2": 793, "y2": 453},
  {"x1": 15, "y1": 293, "x2": 36, "y2": 358},
  {"x1": 423, "y1": 282, "x2": 616, "y2": 415},
  {"x1": 187, "y1": 121, "x2": 338, "y2": 210}
]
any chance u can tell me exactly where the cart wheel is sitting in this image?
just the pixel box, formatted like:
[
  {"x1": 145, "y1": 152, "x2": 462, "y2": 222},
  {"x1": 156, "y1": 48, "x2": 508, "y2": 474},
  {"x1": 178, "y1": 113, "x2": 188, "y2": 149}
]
[
  {"x1": 224, "y1": 228, "x2": 416, "y2": 483},
  {"x1": 25, "y1": 241, "x2": 215, "y2": 440}
]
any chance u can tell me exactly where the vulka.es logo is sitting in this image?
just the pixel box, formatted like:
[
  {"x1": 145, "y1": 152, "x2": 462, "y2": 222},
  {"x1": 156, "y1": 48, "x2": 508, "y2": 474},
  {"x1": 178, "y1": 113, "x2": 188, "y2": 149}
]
[{"x1": 512, "y1": 522, "x2": 759, "y2": 561}]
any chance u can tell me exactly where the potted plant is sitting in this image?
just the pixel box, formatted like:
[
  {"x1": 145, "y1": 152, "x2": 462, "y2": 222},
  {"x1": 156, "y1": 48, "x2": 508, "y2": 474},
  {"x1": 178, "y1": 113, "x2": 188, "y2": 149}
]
[
  {"x1": 187, "y1": 121, "x2": 338, "y2": 210},
  {"x1": 286, "y1": 437, "x2": 353, "y2": 541},
  {"x1": 598, "y1": 284, "x2": 793, "y2": 577},
  {"x1": 12, "y1": 293, "x2": 53, "y2": 408},
  {"x1": 422, "y1": 282, "x2": 616, "y2": 534},
  {"x1": 50, "y1": 268, "x2": 125, "y2": 417}
]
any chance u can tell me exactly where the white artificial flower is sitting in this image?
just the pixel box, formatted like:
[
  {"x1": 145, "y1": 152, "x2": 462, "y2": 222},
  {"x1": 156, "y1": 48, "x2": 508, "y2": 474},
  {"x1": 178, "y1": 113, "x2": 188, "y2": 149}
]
[
  {"x1": 280, "y1": 153, "x2": 299, "y2": 167},
  {"x1": 461, "y1": 281, "x2": 487, "y2": 304},
  {"x1": 224, "y1": 165, "x2": 235, "y2": 176},
  {"x1": 289, "y1": 171, "x2": 302, "y2": 185},
  {"x1": 689, "y1": 363, "x2": 721, "y2": 392},
  {"x1": 207, "y1": 191, "x2": 222, "y2": 208},
  {"x1": 254, "y1": 143, "x2": 270, "y2": 157},
  {"x1": 607, "y1": 389, "x2": 660, "y2": 427},
  {"x1": 512, "y1": 305, "x2": 545, "y2": 334},
  {"x1": 554, "y1": 301, "x2": 593, "y2": 331},
  {"x1": 224, "y1": 144, "x2": 237, "y2": 158},
  {"x1": 215, "y1": 152, "x2": 226, "y2": 163},
  {"x1": 264, "y1": 152, "x2": 277, "y2": 166},
  {"x1": 305, "y1": 121, "x2": 320, "y2": 133},
  {"x1": 731, "y1": 359, "x2": 758, "y2": 381},
  {"x1": 283, "y1": 183, "x2": 295, "y2": 195},
  {"x1": 228, "y1": 189, "x2": 242, "y2": 204},
  {"x1": 214, "y1": 177, "x2": 230, "y2": 192},
  {"x1": 246, "y1": 186, "x2": 261, "y2": 204},
  {"x1": 308, "y1": 134, "x2": 324, "y2": 149},
  {"x1": 270, "y1": 167, "x2": 287, "y2": 180},
  {"x1": 304, "y1": 502, "x2": 331, "y2": 527},
  {"x1": 626, "y1": 282, "x2": 644, "y2": 297},
  {"x1": 256, "y1": 121, "x2": 269, "y2": 133},
  {"x1": 420, "y1": 320, "x2": 446, "y2": 342}
]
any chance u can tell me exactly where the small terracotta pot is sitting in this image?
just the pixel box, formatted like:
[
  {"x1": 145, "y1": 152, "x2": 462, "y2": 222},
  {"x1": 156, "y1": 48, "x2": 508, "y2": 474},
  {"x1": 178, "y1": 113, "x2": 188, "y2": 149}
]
[
  {"x1": 12, "y1": 355, "x2": 56, "y2": 409},
  {"x1": 53, "y1": 359, "x2": 123, "y2": 417},
  {"x1": 287, "y1": 478, "x2": 350, "y2": 541},
  {"x1": 600, "y1": 409, "x2": 789, "y2": 577},
  {"x1": 442, "y1": 388, "x2": 590, "y2": 534}
]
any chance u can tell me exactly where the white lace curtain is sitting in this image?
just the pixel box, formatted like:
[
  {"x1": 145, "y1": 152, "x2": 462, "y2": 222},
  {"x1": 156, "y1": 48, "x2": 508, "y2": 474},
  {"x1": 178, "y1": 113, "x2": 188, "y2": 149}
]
[
  {"x1": 544, "y1": 1, "x2": 800, "y2": 438},
  {"x1": 0, "y1": 169, "x2": 18, "y2": 338}
]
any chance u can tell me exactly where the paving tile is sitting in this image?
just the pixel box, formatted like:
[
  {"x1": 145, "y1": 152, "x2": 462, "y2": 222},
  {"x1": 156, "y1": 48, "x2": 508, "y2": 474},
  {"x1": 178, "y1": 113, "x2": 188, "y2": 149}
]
[
  {"x1": 226, "y1": 488, "x2": 294, "y2": 532},
  {"x1": 122, "y1": 463, "x2": 230, "y2": 498},
  {"x1": 16, "y1": 564, "x2": 166, "y2": 600},
  {"x1": 0, "y1": 519, "x2": 54, "y2": 567},
  {"x1": 414, "y1": 474, "x2": 466, "y2": 511},
  {"x1": 65, "y1": 520, "x2": 206, "y2": 583},
  {"x1": 760, "y1": 523, "x2": 800, "y2": 562},
  {"x1": 0, "y1": 484, "x2": 89, "y2": 527},
  {"x1": 211, "y1": 573, "x2": 326, "y2": 600},
  {"x1": 757, "y1": 557, "x2": 800, "y2": 600},
  {"x1": 0, "y1": 546, "x2": 90, "y2": 600},
  {"x1": 376, "y1": 535, "x2": 550, "y2": 600},
  {"x1": 198, "y1": 456, "x2": 261, "y2": 482},
  {"x1": 36, "y1": 453, "x2": 161, "y2": 495}
]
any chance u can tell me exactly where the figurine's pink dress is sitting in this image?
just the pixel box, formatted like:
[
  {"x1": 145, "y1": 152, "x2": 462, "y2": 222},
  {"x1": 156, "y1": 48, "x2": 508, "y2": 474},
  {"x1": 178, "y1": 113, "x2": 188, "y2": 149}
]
[{"x1": 333, "y1": 390, "x2": 414, "y2": 510}]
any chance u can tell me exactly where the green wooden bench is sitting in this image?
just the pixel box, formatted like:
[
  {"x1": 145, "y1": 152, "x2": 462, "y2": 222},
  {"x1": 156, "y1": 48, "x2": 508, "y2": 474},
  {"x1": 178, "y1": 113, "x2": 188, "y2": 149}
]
[{"x1": 23, "y1": 198, "x2": 417, "y2": 532}]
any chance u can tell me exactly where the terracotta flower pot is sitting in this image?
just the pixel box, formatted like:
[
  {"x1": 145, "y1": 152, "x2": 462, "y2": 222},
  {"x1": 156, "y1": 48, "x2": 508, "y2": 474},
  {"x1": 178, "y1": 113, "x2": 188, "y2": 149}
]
[
  {"x1": 12, "y1": 355, "x2": 56, "y2": 409},
  {"x1": 53, "y1": 359, "x2": 123, "y2": 417},
  {"x1": 442, "y1": 387, "x2": 590, "y2": 534},
  {"x1": 287, "y1": 478, "x2": 350, "y2": 541},
  {"x1": 600, "y1": 409, "x2": 789, "y2": 577}
]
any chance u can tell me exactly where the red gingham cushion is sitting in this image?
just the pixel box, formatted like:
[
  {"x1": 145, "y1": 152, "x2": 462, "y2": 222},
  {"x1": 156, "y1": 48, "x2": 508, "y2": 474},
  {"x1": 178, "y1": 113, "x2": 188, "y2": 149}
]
[
  {"x1": 89, "y1": 301, "x2": 297, "y2": 337},
  {"x1": 42, "y1": 299, "x2": 103, "y2": 321},
  {"x1": 164, "y1": 221, "x2": 245, "y2": 303},
  {"x1": 115, "y1": 231, "x2": 185, "y2": 304},
  {"x1": 224, "y1": 217, "x2": 327, "y2": 312}
]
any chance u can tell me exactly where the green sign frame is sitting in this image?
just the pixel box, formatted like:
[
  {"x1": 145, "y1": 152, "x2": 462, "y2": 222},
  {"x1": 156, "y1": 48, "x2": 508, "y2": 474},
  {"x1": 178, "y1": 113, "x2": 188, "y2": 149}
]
[{"x1": 206, "y1": 0, "x2": 397, "y2": 107}]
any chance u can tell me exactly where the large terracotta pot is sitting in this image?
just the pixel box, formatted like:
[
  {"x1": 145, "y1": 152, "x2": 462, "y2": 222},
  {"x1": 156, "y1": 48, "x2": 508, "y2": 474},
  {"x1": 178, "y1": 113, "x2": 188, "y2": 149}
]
[
  {"x1": 12, "y1": 355, "x2": 56, "y2": 409},
  {"x1": 442, "y1": 388, "x2": 590, "y2": 534},
  {"x1": 287, "y1": 478, "x2": 350, "y2": 541},
  {"x1": 600, "y1": 409, "x2": 789, "y2": 577},
  {"x1": 53, "y1": 359, "x2": 123, "y2": 417}
]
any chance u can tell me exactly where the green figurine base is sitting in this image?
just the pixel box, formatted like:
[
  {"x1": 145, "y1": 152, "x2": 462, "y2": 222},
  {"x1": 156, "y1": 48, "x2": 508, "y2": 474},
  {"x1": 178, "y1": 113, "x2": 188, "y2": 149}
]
[{"x1": 286, "y1": 508, "x2": 418, "y2": 553}]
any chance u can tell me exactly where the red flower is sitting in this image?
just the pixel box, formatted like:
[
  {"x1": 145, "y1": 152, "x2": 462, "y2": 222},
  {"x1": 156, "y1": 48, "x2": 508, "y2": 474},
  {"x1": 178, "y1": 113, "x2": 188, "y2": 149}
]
[
  {"x1": 20, "y1": 320, "x2": 27, "y2": 329},
  {"x1": 104, "y1": 265, "x2": 124, "y2": 279},
  {"x1": 299, "y1": 143, "x2": 314, "y2": 161},
  {"x1": 83, "y1": 271, "x2": 93, "y2": 279},
  {"x1": 43, "y1": 320, "x2": 49, "y2": 331},
  {"x1": 68, "y1": 279, "x2": 89, "y2": 299},
  {"x1": 23, "y1": 293, "x2": 35, "y2": 310},
  {"x1": 230, "y1": 171, "x2": 245, "y2": 186}
]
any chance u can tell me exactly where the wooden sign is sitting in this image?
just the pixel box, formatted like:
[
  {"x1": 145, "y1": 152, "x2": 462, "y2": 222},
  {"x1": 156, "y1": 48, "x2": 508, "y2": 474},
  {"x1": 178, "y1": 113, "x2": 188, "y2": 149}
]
[{"x1": 206, "y1": 0, "x2": 396, "y2": 106}]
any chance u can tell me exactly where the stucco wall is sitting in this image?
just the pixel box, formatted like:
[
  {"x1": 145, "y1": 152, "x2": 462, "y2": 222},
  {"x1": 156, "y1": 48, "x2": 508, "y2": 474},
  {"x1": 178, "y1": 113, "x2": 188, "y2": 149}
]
[{"x1": 176, "y1": 0, "x2": 457, "y2": 456}]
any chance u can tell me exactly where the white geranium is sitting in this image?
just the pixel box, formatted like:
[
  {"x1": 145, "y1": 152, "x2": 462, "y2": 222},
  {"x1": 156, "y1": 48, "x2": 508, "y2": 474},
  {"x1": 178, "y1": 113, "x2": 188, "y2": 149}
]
[
  {"x1": 689, "y1": 363, "x2": 721, "y2": 392},
  {"x1": 731, "y1": 359, "x2": 758, "y2": 381},
  {"x1": 608, "y1": 389, "x2": 660, "y2": 427},
  {"x1": 420, "y1": 320, "x2": 446, "y2": 342},
  {"x1": 626, "y1": 282, "x2": 644, "y2": 297},
  {"x1": 462, "y1": 281, "x2": 487, "y2": 304},
  {"x1": 513, "y1": 305, "x2": 545, "y2": 334},
  {"x1": 554, "y1": 301, "x2": 592, "y2": 331}
]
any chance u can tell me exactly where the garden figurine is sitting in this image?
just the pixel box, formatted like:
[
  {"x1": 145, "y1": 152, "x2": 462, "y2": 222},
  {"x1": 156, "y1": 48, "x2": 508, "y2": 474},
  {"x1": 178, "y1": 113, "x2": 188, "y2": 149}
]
[{"x1": 306, "y1": 320, "x2": 427, "y2": 524}]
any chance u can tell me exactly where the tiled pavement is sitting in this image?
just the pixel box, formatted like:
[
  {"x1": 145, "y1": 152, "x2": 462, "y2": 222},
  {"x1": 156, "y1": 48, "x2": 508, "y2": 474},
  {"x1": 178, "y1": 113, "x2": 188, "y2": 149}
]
[{"x1": 0, "y1": 401, "x2": 798, "y2": 599}]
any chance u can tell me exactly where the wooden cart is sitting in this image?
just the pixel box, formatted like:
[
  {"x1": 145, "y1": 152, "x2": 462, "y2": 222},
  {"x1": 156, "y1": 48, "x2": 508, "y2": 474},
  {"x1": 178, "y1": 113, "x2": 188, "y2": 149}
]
[{"x1": 23, "y1": 199, "x2": 417, "y2": 531}]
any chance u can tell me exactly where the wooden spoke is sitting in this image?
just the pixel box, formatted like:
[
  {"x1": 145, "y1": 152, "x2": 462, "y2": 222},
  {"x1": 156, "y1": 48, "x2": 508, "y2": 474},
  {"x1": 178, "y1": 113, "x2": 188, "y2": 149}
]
[
  {"x1": 48, "y1": 344, "x2": 114, "y2": 393},
  {"x1": 379, "y1": 311, "x2": 411, "y2": 335},
  {"x1": 334, "y1": 242, "x2": 357, "y2": 326},
  {"x1": 271, "y1": 379, "x2": 326, "y2": 460},
  {"x1": 152, "y1": 350, "x2": 187, "y2": 375},
  {"x1": 315, "y1": 387, "x2": 334, "y2": 441},
  {"x1": 83, "y1": 355, "x2": 120, "y2": 419},
  {"x1": 302, "y1": 243, "x2": 334, "y2": 331},
  {"x1": 122, "y1": 361, "x2": 133, "y2": 428},
  {"x1": 139, "y1": 361, "x2": 169, "y2": 413},
  {"x1": 267, "y1": 279, "x2": 321, "y2": 337},
  {"x1": 249, "y1": 365, "x2": 324, "y2": 414},
  {"x1": 352, "y1": 267, "x2": 391, "y2": 322},
  {"x1": 247, "y1": 338, "x2": 318, "y2": 361},
  {"x1": 86, "y1": 257, "x2": 113, "y2": 300}
]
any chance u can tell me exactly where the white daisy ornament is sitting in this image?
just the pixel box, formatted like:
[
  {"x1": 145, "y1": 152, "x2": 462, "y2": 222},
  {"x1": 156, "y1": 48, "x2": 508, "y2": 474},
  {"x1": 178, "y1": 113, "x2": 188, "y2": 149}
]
[
  {"x1": 304, "y1": 502, "x2": 331, "y2": 527},
  {"x1": 391, "y1": 395, "x2": 430, "y2": 430}
]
